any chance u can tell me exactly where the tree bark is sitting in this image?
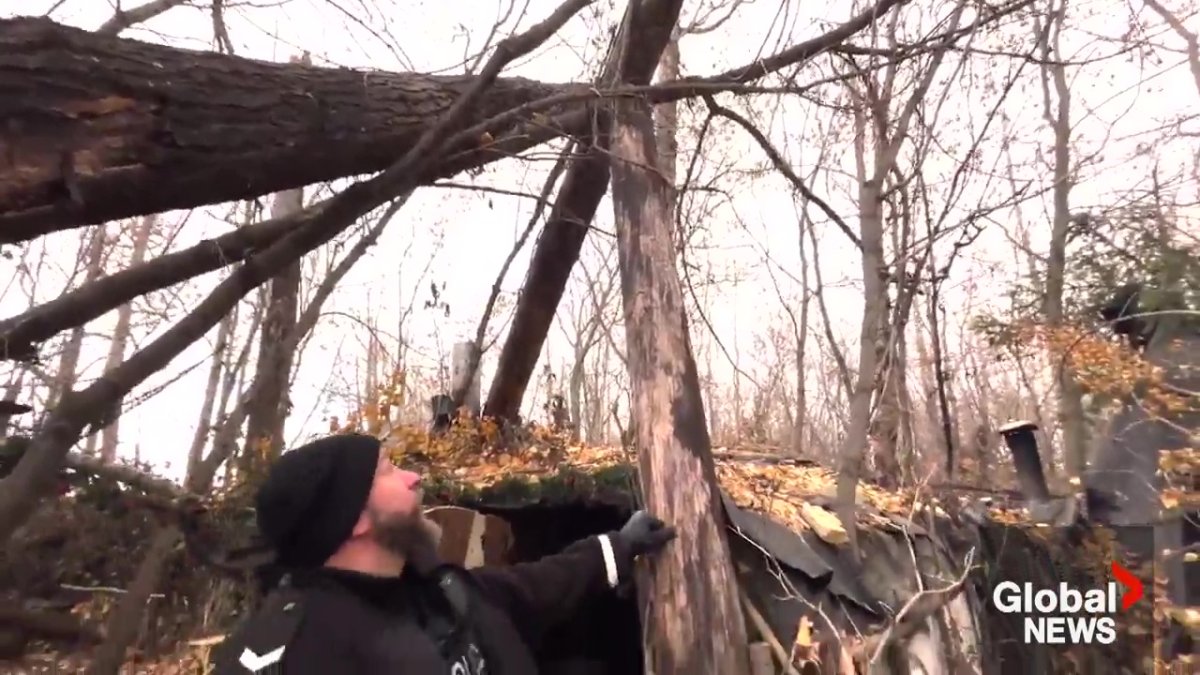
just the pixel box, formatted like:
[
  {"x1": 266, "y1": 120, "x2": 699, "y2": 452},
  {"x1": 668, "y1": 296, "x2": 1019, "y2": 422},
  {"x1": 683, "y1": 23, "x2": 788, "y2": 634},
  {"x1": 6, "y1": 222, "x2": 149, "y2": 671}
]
[
  {"x1": 609, "y1": 5, "x2": 750, "y2": 672},
  {"x1": 481, "y1": 145, "x2": 608, "y2": 421},
  {"x1": 611, "y1": 91, "x2": 750, "y2": 675},
  {"x1": 653, "y1": 27, "x2": 681, "y2": 198},
  {"x1": 0, "y1": 17, "x2": 580, "y2": 241},
  {"x1": 1, "y1": 1, "x2": 914, "y2": 243}
]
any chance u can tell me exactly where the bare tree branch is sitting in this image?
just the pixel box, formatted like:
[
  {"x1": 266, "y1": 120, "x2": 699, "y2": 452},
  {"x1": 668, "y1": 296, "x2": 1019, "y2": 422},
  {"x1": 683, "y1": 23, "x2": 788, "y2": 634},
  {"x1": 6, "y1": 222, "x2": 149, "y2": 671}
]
[
  {"x1": 96, "y1": 0, "x2": 190, "y2": 36},
  {"x1": 704, "y1": 97, "x2": 862, "y2": 249}
]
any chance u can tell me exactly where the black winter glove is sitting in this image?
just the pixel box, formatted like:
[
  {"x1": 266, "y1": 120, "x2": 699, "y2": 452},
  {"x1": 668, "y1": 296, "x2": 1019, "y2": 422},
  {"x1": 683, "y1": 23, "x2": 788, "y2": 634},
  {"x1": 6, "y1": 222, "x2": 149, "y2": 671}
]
[{"x1": 616, "y1": 510, "x2": 677, "y2": 558}]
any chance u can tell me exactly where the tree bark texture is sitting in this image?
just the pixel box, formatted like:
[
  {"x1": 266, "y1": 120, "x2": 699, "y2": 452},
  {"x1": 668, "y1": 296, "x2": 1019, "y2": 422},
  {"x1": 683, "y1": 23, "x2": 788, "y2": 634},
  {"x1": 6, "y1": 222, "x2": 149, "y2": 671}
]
[
  {"x1": 609, "y1": 14, "x2": 751, "y2": 675},
  {"x1": 0, "y1": 17, "x2": 581, "y2": 241},
  {"x1": 1, "y1": 0, "x2": 914, "y2": 244}
]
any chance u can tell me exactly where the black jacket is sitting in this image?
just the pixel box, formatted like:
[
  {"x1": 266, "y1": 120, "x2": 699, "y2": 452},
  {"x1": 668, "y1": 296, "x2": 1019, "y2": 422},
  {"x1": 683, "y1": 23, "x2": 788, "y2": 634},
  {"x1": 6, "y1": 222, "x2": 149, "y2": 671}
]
[{"x1": 210, "y1": 532, "x2": 632, "y2": 674}]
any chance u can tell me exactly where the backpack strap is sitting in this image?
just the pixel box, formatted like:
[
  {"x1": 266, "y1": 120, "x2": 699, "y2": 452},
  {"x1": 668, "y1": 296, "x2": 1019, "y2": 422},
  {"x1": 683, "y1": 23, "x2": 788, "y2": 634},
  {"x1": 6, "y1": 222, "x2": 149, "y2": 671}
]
[
  {"x1": 431, "y1": 567, "x2": 489, "y2": 673},
  {"x1": 209, "y1": 581, "x2": 308, "y2": 674}
]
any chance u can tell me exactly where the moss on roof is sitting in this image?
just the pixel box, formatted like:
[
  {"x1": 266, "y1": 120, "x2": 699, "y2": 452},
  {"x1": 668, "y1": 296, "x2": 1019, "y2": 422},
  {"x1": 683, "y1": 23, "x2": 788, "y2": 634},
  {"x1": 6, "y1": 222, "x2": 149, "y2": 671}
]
[{"x1": 422, "y1": 462, "x2": 639, "y2": 508}]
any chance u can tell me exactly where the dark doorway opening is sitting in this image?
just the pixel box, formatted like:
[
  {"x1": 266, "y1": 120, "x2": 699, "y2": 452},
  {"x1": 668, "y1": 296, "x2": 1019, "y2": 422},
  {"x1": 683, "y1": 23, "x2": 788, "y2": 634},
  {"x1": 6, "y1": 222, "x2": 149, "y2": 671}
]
[{"x1": 475, "y1": 502, "x2": 643, "y2": 675}]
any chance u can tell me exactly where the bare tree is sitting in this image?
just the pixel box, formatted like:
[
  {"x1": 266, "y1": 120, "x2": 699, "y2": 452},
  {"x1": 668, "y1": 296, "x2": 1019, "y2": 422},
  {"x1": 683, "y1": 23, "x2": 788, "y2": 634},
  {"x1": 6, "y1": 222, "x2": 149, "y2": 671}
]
[
  {"x1": 83, "y1": 215, "x2": 156, "y2": 461},
  {"x1": 45, "y1": 228, "x2": 110, "y2": 410},
  {"x1": 561, "y1": 243, "x2": 620, "y2": 440},
  {"x1": 1036, "y1": 0, "x2": 1089, "y2": 480},
  {"x1": 482, "y1": 0, "x2": 916, "y2": 422},
  {"x1": 833, "y1": 0, "x2": 967, "y2": 546}
]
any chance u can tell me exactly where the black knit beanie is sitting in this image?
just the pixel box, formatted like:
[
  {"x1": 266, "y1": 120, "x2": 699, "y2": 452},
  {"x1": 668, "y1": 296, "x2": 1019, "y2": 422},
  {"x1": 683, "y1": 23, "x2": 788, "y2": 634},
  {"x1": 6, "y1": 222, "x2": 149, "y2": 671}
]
[{"x1": 254, "y1": 433, "x2": 381, "y2": 568}]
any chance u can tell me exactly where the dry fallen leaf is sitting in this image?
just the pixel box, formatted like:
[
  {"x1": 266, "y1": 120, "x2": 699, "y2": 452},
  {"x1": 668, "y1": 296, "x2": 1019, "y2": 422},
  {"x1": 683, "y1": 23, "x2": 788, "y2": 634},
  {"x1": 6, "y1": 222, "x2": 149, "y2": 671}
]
[{"x1": 794, "y1": 615, "x2": 813, "y2": 649}]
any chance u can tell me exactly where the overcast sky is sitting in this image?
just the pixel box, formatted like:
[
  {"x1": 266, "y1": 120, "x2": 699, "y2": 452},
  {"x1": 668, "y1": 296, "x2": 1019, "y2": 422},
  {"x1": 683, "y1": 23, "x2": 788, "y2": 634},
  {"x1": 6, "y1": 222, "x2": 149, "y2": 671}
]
[{"x1": 4, "y1": 0, "x2": 1197, "y2": 482}]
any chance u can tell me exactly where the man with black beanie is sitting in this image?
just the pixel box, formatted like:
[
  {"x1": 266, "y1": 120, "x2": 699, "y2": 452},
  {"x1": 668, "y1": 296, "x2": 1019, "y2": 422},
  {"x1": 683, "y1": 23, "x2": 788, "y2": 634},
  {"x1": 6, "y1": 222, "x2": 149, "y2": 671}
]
[{"x1": 210, "y1": 433, "x2": 676, "y2": 674}]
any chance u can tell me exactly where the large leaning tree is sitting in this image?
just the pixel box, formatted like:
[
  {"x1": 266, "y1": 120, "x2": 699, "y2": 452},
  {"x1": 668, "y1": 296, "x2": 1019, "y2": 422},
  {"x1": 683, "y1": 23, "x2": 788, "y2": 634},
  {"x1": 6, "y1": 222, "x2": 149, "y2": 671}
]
[{"x1": 0, "y1": 0, "x2": 1020, "y2": 671}]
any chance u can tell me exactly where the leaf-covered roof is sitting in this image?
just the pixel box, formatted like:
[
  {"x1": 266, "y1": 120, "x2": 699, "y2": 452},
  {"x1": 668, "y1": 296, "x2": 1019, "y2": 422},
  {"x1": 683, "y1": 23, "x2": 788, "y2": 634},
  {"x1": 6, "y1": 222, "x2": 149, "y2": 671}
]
[{"x1": 378, "y1": 421, "x2": 1014, "y2": 545}]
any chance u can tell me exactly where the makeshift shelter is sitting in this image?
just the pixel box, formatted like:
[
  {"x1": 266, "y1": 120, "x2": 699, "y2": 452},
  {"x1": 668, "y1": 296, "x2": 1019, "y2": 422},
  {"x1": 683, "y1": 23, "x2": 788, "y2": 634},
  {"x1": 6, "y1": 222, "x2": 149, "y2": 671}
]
[
  {"x1": 395, "y1": 437, "x2": 1150, "y2": 675},
  {"x1": 0, "y1": 429, "x2": 1157, "y2": 673}
]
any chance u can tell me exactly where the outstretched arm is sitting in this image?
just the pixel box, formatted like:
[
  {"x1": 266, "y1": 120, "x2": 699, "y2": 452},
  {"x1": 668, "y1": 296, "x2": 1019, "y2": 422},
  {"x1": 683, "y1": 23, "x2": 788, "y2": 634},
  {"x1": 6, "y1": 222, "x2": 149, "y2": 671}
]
[{"x1": 468, "y1": 511, "x2": 675, "y2": 645}]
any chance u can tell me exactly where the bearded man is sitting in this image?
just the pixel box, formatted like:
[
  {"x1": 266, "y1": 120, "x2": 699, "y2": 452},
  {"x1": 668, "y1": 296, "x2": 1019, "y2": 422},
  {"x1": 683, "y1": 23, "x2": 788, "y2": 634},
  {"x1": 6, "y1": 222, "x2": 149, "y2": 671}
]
[{"x1": 211, "y1": 433, "x2": 675, "y2": 674}]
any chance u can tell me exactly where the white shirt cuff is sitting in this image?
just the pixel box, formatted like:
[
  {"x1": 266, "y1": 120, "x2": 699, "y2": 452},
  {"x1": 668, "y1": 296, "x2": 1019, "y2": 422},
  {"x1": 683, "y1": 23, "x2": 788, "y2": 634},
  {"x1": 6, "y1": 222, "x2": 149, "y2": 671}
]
[{"x1": 597, "y1": 534, "x2": 619, "y2": 588}]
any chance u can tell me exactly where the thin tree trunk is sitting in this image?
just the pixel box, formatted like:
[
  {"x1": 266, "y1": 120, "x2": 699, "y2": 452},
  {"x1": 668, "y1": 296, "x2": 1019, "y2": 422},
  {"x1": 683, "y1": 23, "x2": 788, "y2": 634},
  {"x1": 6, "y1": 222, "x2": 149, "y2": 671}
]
[
  {"x1": 791, "y1": 225, "x2": 811, "y2": 456},
  {"x1": 240, "y1": 178, "x2": 304, "y2": 477},
  {"x1": 836, "y1": 110, "x2": 889, "y2": 548},
  {"x1": 609, "y1": 52, "x2": 750, "y2": 675},
  {"x1": 185, "y1": 310, "x2": 236, "y2": 483},
  {"x1": 95, "y1": 215, "x2": 155, "y2": 462},
  {"x1": 50, "y1": 228, "x2": 108, "y2": 412},
  {"x1": 928, "y1": 276, "x2": 957, "y2": 477},
  {"x1": 807, "y1": 221, "x2": 853, "y2": 398},
  {"x1": 1037, "y1": 0, "x2": 1087, "y2": 480}
]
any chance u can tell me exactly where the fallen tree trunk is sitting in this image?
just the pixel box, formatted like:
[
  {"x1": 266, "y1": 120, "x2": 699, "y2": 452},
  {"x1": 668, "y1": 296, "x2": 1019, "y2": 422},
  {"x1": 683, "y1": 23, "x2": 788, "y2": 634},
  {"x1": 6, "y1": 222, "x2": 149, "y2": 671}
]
[
  {"x1": 1, "y1": 0, "x2": 918, "y2": 244},
  {"x1": 0, "y1": 16, "x2": 581, "y2": 241}
]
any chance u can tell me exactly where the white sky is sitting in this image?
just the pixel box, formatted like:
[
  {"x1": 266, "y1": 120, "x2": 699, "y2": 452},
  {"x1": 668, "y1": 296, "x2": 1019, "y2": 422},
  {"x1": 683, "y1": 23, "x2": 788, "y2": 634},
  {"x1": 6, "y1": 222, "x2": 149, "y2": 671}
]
[{"x1": 3, "y1": 0, "x2": 1198, "y2": 482}]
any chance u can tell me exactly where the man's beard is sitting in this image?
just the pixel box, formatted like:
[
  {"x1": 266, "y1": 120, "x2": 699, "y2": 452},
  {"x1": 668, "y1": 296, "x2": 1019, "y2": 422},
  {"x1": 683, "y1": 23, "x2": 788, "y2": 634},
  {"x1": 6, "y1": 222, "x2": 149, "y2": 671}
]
[{"x1": 368, "y1": 508, "x2": 442, "y2": 561}]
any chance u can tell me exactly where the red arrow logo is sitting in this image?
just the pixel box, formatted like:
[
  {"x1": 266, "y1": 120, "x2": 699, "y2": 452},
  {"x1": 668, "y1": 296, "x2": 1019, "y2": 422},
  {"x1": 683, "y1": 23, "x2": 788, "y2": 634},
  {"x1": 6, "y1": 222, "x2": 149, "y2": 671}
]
[{"x1": 1111, "y1": 561, "x2": 1143, "y2": 610}]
